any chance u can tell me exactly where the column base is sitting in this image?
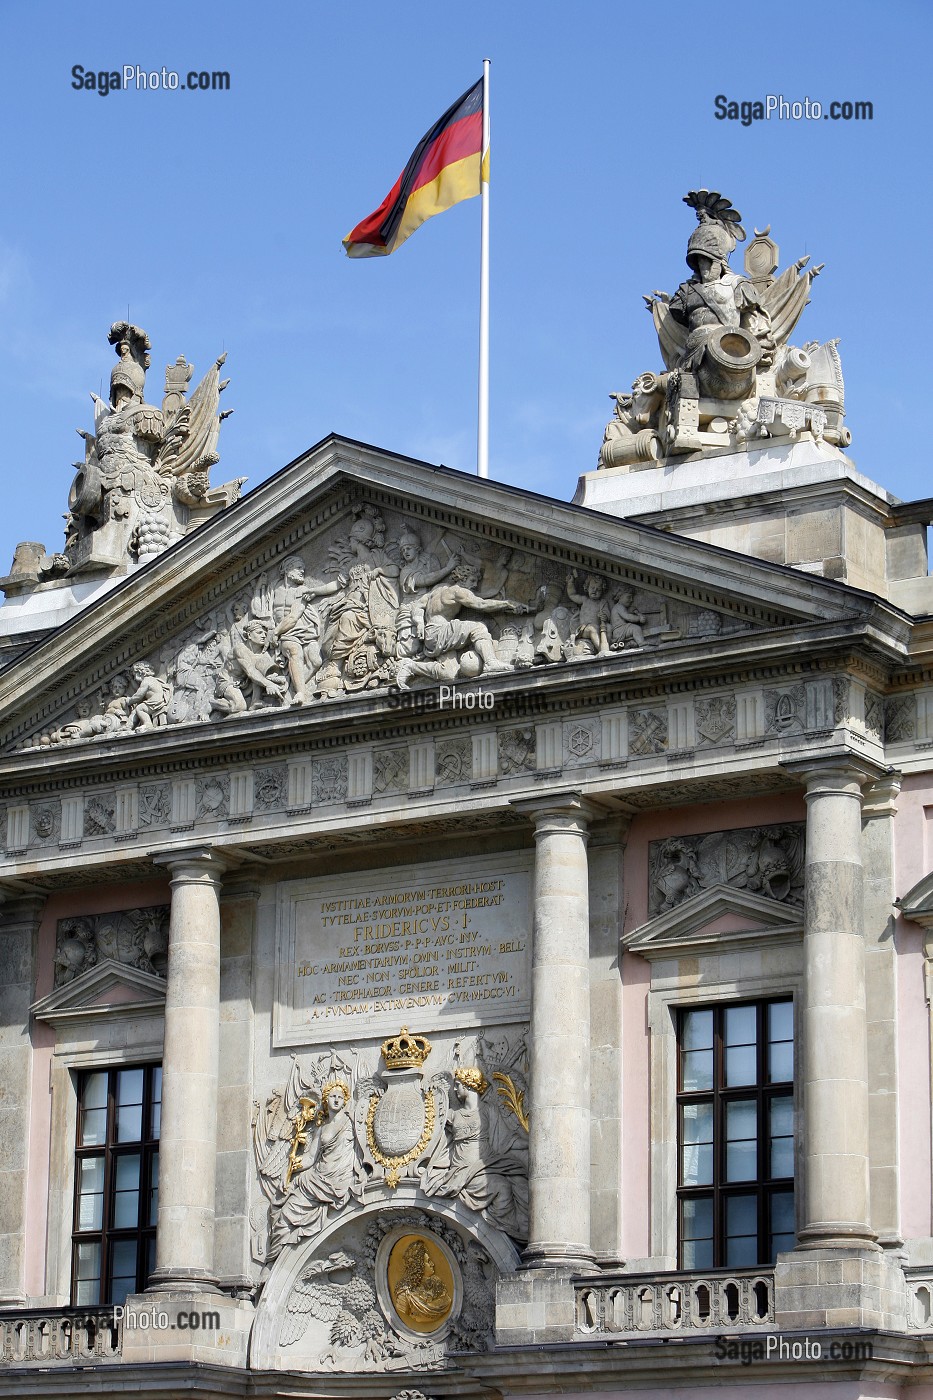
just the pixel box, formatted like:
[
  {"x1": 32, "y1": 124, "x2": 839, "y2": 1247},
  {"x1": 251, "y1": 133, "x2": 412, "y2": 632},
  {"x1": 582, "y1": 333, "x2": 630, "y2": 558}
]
[
  {"x1": 796, "y1": 1222, "x2": 880, "y2": 1250},
  {"x1": 147, "y1": 1266, "x2": 222, "y2": 1294},
  {"x1": 521, "y1": 1241, "x2": 598, "y2": 1273}
]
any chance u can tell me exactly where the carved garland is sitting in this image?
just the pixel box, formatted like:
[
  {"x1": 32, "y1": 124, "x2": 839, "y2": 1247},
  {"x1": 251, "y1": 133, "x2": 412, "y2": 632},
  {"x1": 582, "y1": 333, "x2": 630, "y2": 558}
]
[{"x1": 366, "y1": 1091, "x2": 437, "y2": 1189}]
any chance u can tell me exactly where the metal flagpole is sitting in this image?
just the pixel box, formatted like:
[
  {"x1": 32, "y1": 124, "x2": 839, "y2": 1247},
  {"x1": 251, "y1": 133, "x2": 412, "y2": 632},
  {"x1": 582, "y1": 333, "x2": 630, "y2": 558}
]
[{"x1": 477, "y1": 58, "x2": 491, "y2": 478}]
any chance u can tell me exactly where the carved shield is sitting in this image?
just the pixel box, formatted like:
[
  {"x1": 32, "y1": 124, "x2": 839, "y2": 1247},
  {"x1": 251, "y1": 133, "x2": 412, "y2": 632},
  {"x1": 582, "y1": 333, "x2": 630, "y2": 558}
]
[{"x1": 372, "y1": 1079, "x2": 427, "y2": 1156}]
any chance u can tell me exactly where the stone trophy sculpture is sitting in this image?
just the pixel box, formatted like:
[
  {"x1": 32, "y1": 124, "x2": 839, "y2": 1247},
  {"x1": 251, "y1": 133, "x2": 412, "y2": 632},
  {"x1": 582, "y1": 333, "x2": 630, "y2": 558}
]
[
  {"x1": 600, "y1": 190, "x2": 846, "y2": 468},
  {"x1": 8, "y1": 322, "x2": 242, "y2": 586}
]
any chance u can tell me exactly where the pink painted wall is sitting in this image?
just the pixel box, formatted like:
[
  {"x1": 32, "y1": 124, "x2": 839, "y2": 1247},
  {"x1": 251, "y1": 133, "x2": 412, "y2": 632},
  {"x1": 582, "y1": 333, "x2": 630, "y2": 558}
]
[
  {"x1": 25, "y1": 877, "x2": 170, "y2": 1299},
  {"x1": 619, "y1": 795, "x2": 806, "y2": 1263}
]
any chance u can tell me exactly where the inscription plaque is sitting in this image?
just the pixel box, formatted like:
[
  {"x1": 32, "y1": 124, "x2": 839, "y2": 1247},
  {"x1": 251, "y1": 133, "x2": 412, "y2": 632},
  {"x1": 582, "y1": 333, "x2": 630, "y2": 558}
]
[{"x1": 273, "y1": 853, "x2": 531, "y2": 1047}]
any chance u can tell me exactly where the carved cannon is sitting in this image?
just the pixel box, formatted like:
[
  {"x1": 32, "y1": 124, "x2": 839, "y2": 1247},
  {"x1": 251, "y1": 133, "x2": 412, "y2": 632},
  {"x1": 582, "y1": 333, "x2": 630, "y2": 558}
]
[{"x1": 696, "y1": 326, "x2": 761, "y2": 401}]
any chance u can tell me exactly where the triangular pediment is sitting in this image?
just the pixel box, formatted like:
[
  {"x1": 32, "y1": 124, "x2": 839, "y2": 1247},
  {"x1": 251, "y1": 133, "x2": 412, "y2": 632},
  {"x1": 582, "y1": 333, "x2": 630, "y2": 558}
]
[
  {"x1": 0, "y1": 434, "x2": 884, "y2": 755},
  {"x1": 623, "y1": 883, "x2": 804, "y2": 959},
  {"x1": 31, "y1": 958, "x2": 166, "y2": 1028},
  {"x1": 898, "y1": 871, "x2": 933, "y2": 925}
]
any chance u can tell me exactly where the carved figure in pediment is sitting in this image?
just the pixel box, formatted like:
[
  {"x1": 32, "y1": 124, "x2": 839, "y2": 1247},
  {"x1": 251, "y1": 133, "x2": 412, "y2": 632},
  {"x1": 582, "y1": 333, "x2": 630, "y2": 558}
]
[
  {"x1": 323, "y1": 521, "x2": 401, "y2": 686},
  {"x1": 609, "y1": 586, "x2": 646, "y2": 651},
  {"x1": 54, "y1": 918, "x2": 97, "y2": 984},
  {"x1": 653, "y1": 838, "x2": 703, "y2": 912},
  {"x1": 398, "y1": 529, "x2": 460, "y2": 596},
  {"x1": 126, "y1": 662, "x2": 173, "y2": 730},
  {"x1": 273, "y1": 556, "x2": 341, "y2": 704},
  {"x1": 566, "y1": 571, "x2": 611, "y2": 657},
  {"x1": 210, "y1": 657, "x2": 249, "y2": 716},
  {"x1": 395, "y1": 564, "x2": 533, "y2": 688}
]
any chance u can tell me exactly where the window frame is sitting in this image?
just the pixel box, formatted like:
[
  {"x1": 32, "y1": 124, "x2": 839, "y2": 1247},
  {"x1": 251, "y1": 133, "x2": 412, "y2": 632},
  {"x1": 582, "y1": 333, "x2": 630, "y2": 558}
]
[
  {"x1": 71, "y1": 1063, "x2": 161, "y2": 1307},
  {"x1": 676, "y1": 998, "x2": 794, "y2": 1270}
]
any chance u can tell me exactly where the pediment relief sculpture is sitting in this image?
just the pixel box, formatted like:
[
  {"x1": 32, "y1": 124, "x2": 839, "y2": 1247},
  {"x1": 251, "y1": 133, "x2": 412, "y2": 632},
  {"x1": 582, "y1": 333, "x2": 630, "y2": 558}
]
[
  {"x1": 601, "y1": 190, "x2": 845, "y2": 468},
  {"x1": 19, "y1": 500, "x2": 760, "y2": 751},
  {"x1": 648, "y1": 822, "x2": 805, "y2": 917},
  {"x1": 53, "y1": 905, "x2": 169, "y2": 984},
  {"x1": 1, "y1": 322, "x2": 242, "y2": 594}
]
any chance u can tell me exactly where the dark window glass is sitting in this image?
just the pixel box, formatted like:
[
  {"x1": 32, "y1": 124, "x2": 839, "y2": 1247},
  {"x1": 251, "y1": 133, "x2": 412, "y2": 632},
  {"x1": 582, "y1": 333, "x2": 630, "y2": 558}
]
[
  {"x1": 677, "y1": 1000, "x2": 794, "y2": 1268},
  {"x1": 71, "y1": 1064, "x2": 161, "y2": 1306}
]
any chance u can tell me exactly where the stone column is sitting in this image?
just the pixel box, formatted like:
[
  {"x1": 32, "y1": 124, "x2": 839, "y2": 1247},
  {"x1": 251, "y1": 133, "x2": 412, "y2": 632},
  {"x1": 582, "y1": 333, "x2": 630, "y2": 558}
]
[
  {"x1": 514, "y1": 794, "x2": 596, "y2": 1270},
  {"x1": 149, "y1": 847, "x2": 226, "y2": 1291},
  {"x1": 789, "y1": 759, "x2": 877, "y2": 1250},
  {"x1": 0, "y1": 892, "x2": 44, "y2": 1305},
  {"x1": 861, "y1": 773, "x2": 903, "y2": 1251}
]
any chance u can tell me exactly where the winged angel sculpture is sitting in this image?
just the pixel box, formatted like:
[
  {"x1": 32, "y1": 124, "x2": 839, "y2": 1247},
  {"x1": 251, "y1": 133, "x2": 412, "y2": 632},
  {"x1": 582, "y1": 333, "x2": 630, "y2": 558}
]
[
  {"x1": 43, "y1": 322, "x2": 242, "y2": 579},
  {"x1": 600, "y1": 189, "x2": 846, "y2": 467}
]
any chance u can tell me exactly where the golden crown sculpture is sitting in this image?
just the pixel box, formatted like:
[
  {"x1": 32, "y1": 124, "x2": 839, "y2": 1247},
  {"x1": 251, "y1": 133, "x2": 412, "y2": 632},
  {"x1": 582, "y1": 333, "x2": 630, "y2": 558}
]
[{"x1": 381, "y1": 1025, "x2": 432, "y2": 1071}]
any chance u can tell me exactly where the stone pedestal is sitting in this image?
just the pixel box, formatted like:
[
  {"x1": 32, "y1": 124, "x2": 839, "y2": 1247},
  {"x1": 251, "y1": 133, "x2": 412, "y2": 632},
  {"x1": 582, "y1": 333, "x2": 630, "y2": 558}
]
[
  {"x1": 514, "y1": 794, "x2": 595, "y2": 1271},
  {"x1": 148, "y1": 847, "x2": 225, "y2": 1292}
]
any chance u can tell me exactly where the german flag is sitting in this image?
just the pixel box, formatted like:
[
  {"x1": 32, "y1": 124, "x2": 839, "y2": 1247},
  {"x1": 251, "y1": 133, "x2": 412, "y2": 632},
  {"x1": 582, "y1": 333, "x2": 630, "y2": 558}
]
[{"x1": 343, "y1": 79, "x2": 486, "y2": 258}]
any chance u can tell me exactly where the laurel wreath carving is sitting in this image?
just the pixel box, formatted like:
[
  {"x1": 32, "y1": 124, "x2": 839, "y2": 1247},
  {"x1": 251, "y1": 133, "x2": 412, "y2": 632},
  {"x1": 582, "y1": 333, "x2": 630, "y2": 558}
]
[{"x1": 366, "y1": 1090, "x2": 437, "y2": 1189}]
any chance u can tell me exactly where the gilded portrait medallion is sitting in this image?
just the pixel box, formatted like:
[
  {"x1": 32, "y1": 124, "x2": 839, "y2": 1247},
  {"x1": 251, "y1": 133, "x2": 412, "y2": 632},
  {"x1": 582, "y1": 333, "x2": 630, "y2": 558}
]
[{"x1": 386, "y1": 1233, "x2": 455, "y2": 1335}]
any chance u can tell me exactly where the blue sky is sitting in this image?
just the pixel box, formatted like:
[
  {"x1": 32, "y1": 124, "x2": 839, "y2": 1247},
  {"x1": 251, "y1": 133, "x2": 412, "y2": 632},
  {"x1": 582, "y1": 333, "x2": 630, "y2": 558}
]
[{"x1": 0, "y1": 0, "x2": 929, "y2": 573}]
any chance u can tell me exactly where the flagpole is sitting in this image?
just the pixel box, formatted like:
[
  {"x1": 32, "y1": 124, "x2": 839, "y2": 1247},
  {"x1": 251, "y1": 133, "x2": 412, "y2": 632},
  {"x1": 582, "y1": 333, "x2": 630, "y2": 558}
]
[{"x1": 477, "y1": 58, "x2": 491, "y2": 478}]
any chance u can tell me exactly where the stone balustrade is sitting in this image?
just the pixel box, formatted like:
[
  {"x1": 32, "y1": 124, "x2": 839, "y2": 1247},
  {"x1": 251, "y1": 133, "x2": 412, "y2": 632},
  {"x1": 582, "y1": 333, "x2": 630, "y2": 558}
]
[
  {"x1": 905, "y1": 1270, "x2": 933, "y2": 1331},
  {"x1": 575, "y1": 1269, "x2": 774, "y2": 1337},
  {"x1": 0, "y1": 1309, "x2": 122, "y2": 1365}
]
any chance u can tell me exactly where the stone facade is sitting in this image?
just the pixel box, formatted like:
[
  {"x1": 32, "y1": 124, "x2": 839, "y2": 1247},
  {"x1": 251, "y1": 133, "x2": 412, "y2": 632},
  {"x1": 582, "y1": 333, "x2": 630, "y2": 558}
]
[{"x1": 3, "y1": 194, "x2": 933, "y2": 1399}]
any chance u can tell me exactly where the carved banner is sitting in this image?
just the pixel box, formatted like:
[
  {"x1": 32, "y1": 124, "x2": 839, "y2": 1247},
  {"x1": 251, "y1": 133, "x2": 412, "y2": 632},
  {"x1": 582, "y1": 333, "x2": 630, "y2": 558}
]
[{"x1": 274, "y1": 854, "x2": 532, "y2": 1047}]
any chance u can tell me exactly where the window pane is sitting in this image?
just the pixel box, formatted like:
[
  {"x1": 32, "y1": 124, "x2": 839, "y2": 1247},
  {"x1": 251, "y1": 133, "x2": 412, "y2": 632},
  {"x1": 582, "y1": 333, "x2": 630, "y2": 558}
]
[
  {"x1": 113, "y1": 1154, "x2": 141, "y2": 1229},
  {"x1": 116, "y1": 1070, "x2": 144, "y2": 1143},
  {"x1": 768, "y1": 1001, "x2": 793, "y2": 1043},
  {"x1": 682, "y1": 1009, "x2": 713, "y2": 1051},
  {"x1": 770, "y1": 1189, "x2": 795, "y2": 1256},
  {"x1": 150, "y1": 1068, "x2": 162, "y2": 1140},
  {"x1": 149, "y1": 1153, "x2": 159, "y2": 1227},
  {"x1": 682, "y1": 1142, "x2": 713, "y2": 1187},
  {"x1": 682, "y1": 1101, "x2": 713, "y2": 1145},
  {"x1": 770, "y1": 1096, "x2": 794, "y2": 1178},
  {"x1": 75, "y1": 1240, "x2": 101, "y2": 1300},
  {"x1": 726, "y1": 1194, "x2": 759, "y2": 1267},
  {"x1": 117, "y1": 1103, "x2": 143, "y2": 1143},
  {"x1": 683, "y1": 1237, "x2": 714, "y2": 1269},
  {"x1": 82, "y1": 1072, "x2": 108, "y2": 1111},
  {"x1": 768, "y1": 1001, "x2": 794, "y2": 1083},
  {"x1": 681, "y1": 1104, "x2": 714, "y2": 1184},
  {"x1": 724, "y1": 1004, "x2": 756, "y2": 1047},
  {"x1": 147, "y1": 1235, "x2": 157, "y2": 1282},
  {"x1": 724, "y1": 1044, "x2": 757, "y2": 1087},
  {"x1": 117, "y1": 1069, "x2": 144, "y2": 1105},
  {"x1": 725, "y1": 1099, "x2": 758, "y2": 1182},
  {"x1": 682, "y1": 1049, "x2": 714, "y2": 1092},
  {"x1": 109, "y1": 1237, "x2": 138, "y2": 1306},
  {"x1": 77, "y1": 1157, "x2": 105, "y2": 1231},
  {"x1": 80, "y1": 1107, "x2": 107, "y2": 1148},
  {"x1": 75, "y1": 1241, "x2": 101, "y2": 1279},
  {"x1": 682, "y1": 1196, "x2": 714, "y2": 1268},
  {"x1": 768, "y1": 1041, "x2": 793, "y2": 1083}
]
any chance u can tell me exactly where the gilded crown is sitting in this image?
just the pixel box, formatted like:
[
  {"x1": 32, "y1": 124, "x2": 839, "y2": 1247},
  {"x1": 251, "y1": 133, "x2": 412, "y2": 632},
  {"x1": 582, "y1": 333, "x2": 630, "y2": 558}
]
[{"x1": 381, "y1": 1025, "x2": 432, "y2": 1070}]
